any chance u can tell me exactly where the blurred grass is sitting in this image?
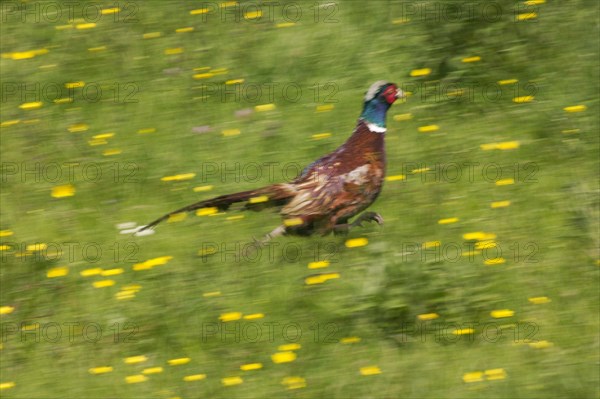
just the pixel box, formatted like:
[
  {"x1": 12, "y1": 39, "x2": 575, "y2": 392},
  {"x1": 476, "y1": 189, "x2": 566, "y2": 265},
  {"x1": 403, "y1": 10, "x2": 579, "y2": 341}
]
[{"x1": 0, "y1": 1, "x2": 599, "y2": 398}]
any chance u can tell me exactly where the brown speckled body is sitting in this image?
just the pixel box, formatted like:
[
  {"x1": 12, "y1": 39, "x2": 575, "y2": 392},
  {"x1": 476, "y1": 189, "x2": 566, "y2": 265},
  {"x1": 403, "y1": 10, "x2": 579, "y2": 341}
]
[{"x1": 278, "y1": 120, "x2": 386, "y2": 235}]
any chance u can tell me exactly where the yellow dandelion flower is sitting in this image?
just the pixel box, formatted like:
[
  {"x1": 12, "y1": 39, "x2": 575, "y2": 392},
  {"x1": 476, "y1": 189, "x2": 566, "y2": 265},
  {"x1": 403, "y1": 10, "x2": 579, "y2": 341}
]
[
  {"x1": 528, "y1": 340, "x2": 553, "y2": 349},
  {"x1": 103, "y1": 149, "x2": 122, "y2": 156},
  {"x1": 51, "y1": 184, "x2": 75, "y2": 198},
  {"x1": 101, "y1": 268, "x2": 124, "y2": 276},
  {"x1": 517, "y1": 12, "x2": 537, "y2": 21},
  {"x1": 125, "y1": 375, "x2": 147, "y2": 384},
  {"x1": 220, "y1": 2, "x2": 237, "y2": 8},
  {"x1": 196, "y1": 207, "x2": 218, "y2": 216},
  {"x1": 194, "y1": 73, "x2": 214, "y2": 80},
  {"x1": 202, "y1": 291, "x2": 221, "y2": 297},
  {"x1": 271, "y1": 351, "x2": 296, "y2": 364},
  {"x1": 115, "y1": 290, "x2": 135, "y2": 300},
  {"x1": 0, "y1": 120, "x2": 20, "y2": 127},
  {"x1": 393, "y1": 113, "x2": 412, "y2": 121},
  {"x1": 438, "y1": 217, "x2": 459, "y2": 224},
  {"x1": 0, "y1": 230, "x2": 13, "y2": 237},
  {"x1": 225, "y1": 79, "x2": 244, "y2": 85},
  {"x1": 311, "y1": 133, "x2": 332, "y2": 140},
  {"x1": 528, "y1": 296, "x2": 550, "y2": 304},
  {"x1": 386, "y1": 174, "x2": 406, "y2": 181},
  {"x1": 417, "y1": 313, "x2": 439, "y2": 321},
  {"x1": 183, "y1": 374, "x2": 206, "y2": 382},
  {"x1": 222, "y1": 376, "x2": 243, "y2": 386},
  {"x1": 360, "y1": 366, "x2": 382, "y2": 376},
  {"x1": 0, "y1": 382, "x2": 16, "y2": 390},
  {"x1": 137, "y1": 127, "x2": 155, "y2": 134},
  {"x1": 243, "y1": 313, "x2": 264, "y2": 320},
  {"x1": 484, "y1": 257, "x2": 506, "y2": 265},
  {"x1": 410, "y1": 68, "x2": 431, "y2": 77},
  {"x1": 65, "y1": 81, "x2": 85, "y2": 89},
  {"x1": 316, "y1": 104, "x2": 334, "y2": 112},
  {"x1": 219, "y1": 312, "x2": 242, "y2": 322},
  {"x1": 124, "y1": 355, "x2": 147, "y2": 364},
  {"x1": 462, "y1": 371, "x2": 484, "y2": 383},
  {"x1": 340, "y1": 336, "x2": 361, "y2": 344},
  {"x1": 68, "y1": 123, "x2": 88, "y2": 132},
  {"x1": 305, "y1": 272, "x2": 340, "y2": 285},
  {"x1": 475, "y1": 240, "x2": 496, "y2": 249},
  {"x1": 462, "y1": 56, "x2": 481, "y2": 63},
  {"x1": 490, "y1": 309, "x2": 514, "y2": 318},
  {"x1": 222, "y1": 128, "x2": 240, "y2": 136},
  {"x1": 468, "y1": 236, "x2": 494, "y2": 244},
  {"x1": 345, "y1": 238, "x2": 368, "y2": 248},
  {"x1": 101, "y1": 7, "x2": 120, "y2": 14},
  {"x1": 249, "y1": 195, "x2": 269, "y2": 204},
  {"x1": 418, "y1": 125, "x2": 439, "y2": 133},
  {"x1": 26, "y1": 243, "x2": 47, "y2": 251},
  {"x1": 513, "y1": 95, "x2": 534, "y2": 103},
  {"x1": 122, "y1": 284, "x2": 141, "y2": 292},
  {"x1": 563, "y1": 105, "x2": 587, "y2": 113},
  {"x1": 142, "y1": 32, "x2": 161, "y2": 39},
  {"x1": 495, "y1": 178, "x2": 515, "y2": 186},
  {"x1": 277, "y1": 22, "x2": 296, "y2": 28},
  {"x1": 491, "y1": 200, "x2": 511, "y2": 208},
  {"x1": 240, "y1": 363, "x2": 263, "y2": 371},
  {"x1": 498, "y1": 79, "x2": 518, "y2": 85},
  {"x1": 190, "y1": 8, "x2": 210, "y2": 15},
  {"x1": 282, "y1": 376, "x2": 306, "y2": 389},
  {"x1": 89, "y1": 366, "x2": 113, "y2": 374},
  {"x1": 411, "y1": 167, "x2": 430, "y2": 173},
  {"x1": 255, "y1": 103, "x2": 275, "y2": 112},
  {"x1": 484, "y1": 368, "x2": 506, "y2": 380},
  {"x1": 47, "y1": 266, "x2": 69, "y2": 278},
  {"x1": 161, "y1": 173, "x2": 196, "y2": 182},
  {"x1": 142, "y1": 367, "x2": 163, "y2": 374},
  {"x1": 165, "y1": 48, "x2": 183, "y2": 55},
  {"x1": 193, "y1": 185, "x2": 213, "y2": 192},
  {"x1": 308, "y1": 260, "x2": 329, "y2": 269},
  {"x1": 0, "y1": 306, "x2": 15, "y2": 315},
  {"x1": 176, "y1": 27, "x2": 194, "y2": 33},
  {"x1": 168, "y1": 358, "x2": 191, "y2": 366},
  {"x1": 278, "y1": 343, "x2": 301, "y2": 351},
  {"x1": 93, "y1": 280, "x2": 115, "y2": 288},
  {"x1": 453, "y1": 328, "x2": 474, "y2": 335},
  {"x1": 19, "y1": 101, "x2": 43, "y2": 110},
  {"x1": 80, "y1": 268, "x2": 103, "y2": 277},
  {"x1": 168, "y1": 213, "x2": 187, "y2": 223},
  {"x1": 284, "y1": 218, "x2": 304, "y2": 227},
  {"x1": 497, "y1": 141, "x2": 520, "y2": 150},
  {"x1": 244, "y1": 10, "x2": 262, "y2": 19},
  {"x1": 76, "y1": 23, "x2": 96, "y2": 29}
]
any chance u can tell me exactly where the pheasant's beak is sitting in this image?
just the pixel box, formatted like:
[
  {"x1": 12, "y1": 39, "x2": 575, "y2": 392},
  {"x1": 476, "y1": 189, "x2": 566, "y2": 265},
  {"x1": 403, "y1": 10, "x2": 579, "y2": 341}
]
[{"x1": 395, "y1": 89, "x2": 406, "y2": 100}]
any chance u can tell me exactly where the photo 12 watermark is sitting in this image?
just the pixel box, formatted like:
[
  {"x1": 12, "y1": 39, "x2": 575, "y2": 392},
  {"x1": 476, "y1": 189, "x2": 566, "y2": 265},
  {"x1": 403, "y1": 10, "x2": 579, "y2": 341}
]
[{"x1": 1, "y1": 1, "x2": 139, "y2": 24}]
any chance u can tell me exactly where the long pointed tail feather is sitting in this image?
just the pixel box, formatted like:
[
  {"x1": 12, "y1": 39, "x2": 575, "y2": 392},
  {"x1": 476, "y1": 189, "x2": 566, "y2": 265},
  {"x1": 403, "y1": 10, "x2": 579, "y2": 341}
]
[{"x1": 138, "y1": 184, "x2": 293, "y2": 232}]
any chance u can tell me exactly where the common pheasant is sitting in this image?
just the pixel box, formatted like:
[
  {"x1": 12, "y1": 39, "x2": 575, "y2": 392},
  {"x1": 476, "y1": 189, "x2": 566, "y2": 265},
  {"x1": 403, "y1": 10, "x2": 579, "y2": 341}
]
[{"x1": 139, "y1": 81, "x2": 404, "y2": 241}]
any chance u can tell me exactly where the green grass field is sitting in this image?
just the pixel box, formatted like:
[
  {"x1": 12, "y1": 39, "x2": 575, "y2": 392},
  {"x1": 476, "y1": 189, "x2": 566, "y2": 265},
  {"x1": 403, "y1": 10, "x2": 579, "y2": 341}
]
[{"x1": 1, "y1": 1, "x2": 599, "y2": 398}]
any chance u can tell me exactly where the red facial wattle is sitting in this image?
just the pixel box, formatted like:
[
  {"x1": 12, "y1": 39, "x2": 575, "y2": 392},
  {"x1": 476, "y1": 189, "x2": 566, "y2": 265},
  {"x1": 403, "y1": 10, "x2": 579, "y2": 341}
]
[{"x1": 383, "y1": 86, "x2": 398, "y2": 104}]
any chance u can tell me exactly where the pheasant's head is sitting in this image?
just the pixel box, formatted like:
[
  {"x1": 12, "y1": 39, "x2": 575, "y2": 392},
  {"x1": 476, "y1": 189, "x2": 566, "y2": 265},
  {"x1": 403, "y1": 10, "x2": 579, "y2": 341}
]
[{"x1": 361, "y1": 81, "x2": 404, "y2": 132}]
